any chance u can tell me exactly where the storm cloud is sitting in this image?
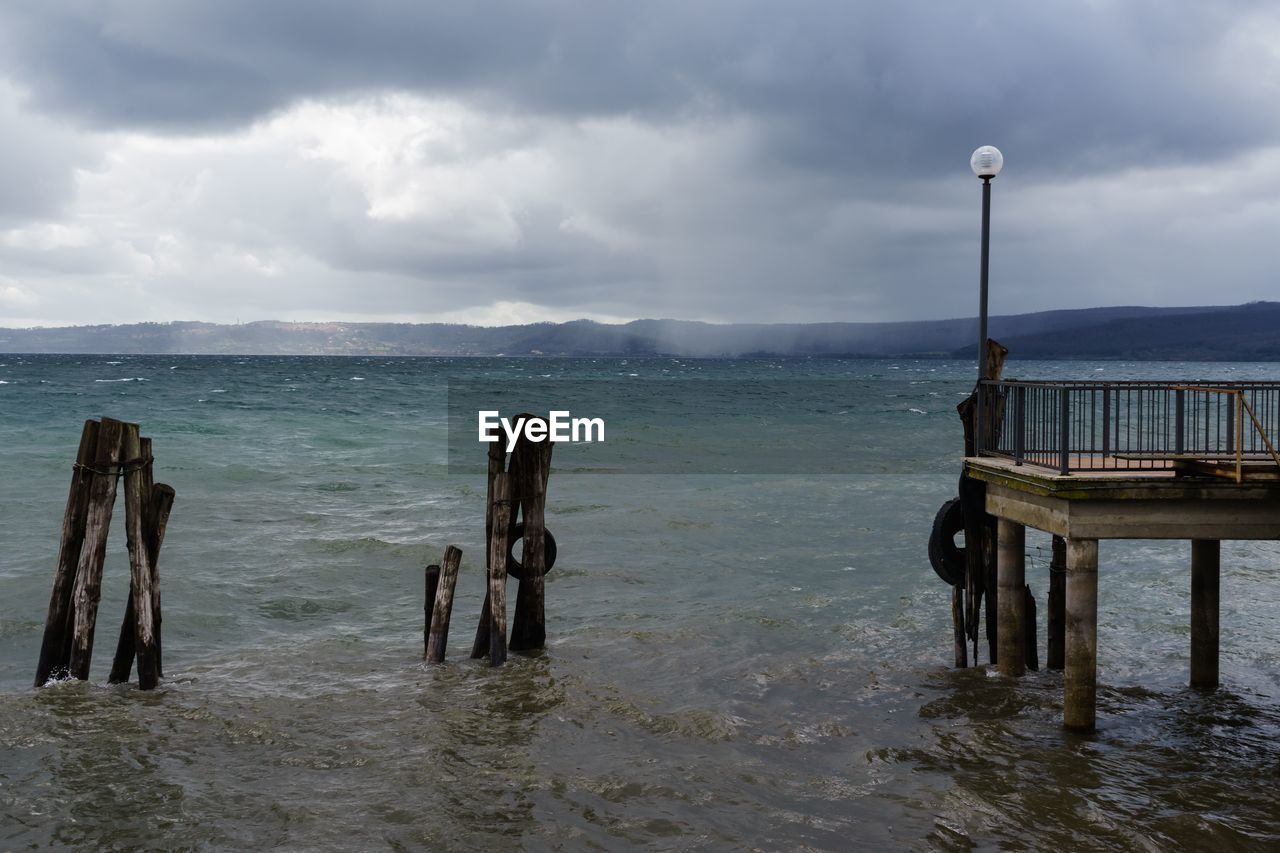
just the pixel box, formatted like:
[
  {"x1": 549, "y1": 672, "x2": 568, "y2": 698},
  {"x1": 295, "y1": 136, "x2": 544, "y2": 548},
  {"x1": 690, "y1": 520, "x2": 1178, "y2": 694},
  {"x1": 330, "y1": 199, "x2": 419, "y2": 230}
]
[{"x1": 1, "y1": 1, "x2": 1278, "y2": 326}]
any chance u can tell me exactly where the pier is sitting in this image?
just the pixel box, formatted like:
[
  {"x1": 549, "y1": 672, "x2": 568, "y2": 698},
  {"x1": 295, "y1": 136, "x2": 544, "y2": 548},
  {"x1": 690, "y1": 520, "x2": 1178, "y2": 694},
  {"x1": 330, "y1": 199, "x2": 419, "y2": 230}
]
[{"x1": 968, "y1": 379, "x2": 1280, "y2": 730}]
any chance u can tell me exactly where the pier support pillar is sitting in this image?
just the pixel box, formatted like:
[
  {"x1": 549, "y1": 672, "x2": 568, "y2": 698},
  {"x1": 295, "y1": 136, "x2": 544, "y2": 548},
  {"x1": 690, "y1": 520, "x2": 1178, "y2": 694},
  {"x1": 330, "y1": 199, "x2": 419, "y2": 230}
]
[
  {"x1": 1064, "y1": 537, "x2": 1099, "y2": 731},
  {"x1": 996, "y1": 518, "x2": 1026, "y2": 677},
  {"x1": 1190, "y1": 539, "x2": 1220, "y2": 690}
]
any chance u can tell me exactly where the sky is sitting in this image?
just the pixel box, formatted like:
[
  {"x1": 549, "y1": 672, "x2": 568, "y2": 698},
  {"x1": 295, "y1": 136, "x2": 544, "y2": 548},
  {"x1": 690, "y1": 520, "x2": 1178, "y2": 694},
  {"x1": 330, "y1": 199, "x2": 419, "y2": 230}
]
[{"x1": 1, "y1": 1, "x2": 1278, "y2": 328}]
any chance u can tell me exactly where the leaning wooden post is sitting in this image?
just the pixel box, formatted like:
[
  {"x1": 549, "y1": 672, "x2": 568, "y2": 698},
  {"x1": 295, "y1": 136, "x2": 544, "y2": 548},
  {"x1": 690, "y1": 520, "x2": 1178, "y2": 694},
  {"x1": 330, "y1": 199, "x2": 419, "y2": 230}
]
[
  {"x1": 148, "y1": 482, "x2": 174, "y2": 678},
  {"x1": 422, "y1": 564, "x2": 441, "y2": 656},
  {"x1": 1064, "y1": 537, "x2": 1099, "y2": 731},
  {"x1": 67, "y1": 418, "x2": 125, "y2": 681},
  {"x1": 120, "y1": 422, "x2": 160, "y2": 690},
  {"x1": 510, "y1": 429, "x2": 552, "y2": 652},
  {"x1": 1046, "y1": 534, "x2": 1066, "y2": 670},
  {"x1": 1190, "y1": 539, "x2": 1220, "y2": 690},
  {"x1": 35, "y1": 419, "x2": 100, "y2": 686},
  {"x1": 426, "y1": 545, "x2": 463, "y2": 663},
  {"x1": 470, "y1": 440, "x2": 507, "y2": 659},
  {"x1": 486, "y1": 474, "x2": 514, "y2": 667},
  {"x1": 996, "y1": 517, "x2": 1026, "y2": 677}
]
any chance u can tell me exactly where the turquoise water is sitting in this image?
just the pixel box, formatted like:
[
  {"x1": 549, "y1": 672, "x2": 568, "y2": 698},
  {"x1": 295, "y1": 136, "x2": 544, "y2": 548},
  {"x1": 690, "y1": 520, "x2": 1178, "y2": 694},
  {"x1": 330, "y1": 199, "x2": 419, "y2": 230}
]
[{"x1": 0, "y1": 355, "x2": 1277, "y2": 849}]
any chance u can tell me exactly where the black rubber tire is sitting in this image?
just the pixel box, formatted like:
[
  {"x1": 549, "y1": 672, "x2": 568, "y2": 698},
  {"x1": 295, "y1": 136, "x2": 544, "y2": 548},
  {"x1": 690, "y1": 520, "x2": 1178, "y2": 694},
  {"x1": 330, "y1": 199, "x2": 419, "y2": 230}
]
[
  {"x1": 928, "y1": 498, "x2": 967, "y2": 587},
  {"x1": 507, "y1": 523, "x2": 557, "y2": 580}
]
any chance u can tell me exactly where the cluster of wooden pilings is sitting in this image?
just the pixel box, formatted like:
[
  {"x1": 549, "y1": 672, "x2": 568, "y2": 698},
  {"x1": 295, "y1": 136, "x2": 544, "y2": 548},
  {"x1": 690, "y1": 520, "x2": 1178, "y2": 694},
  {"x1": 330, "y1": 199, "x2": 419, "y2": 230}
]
[
  {"x1": 424, "y1": 415, "x2": 554, "y2": 666},
  {"x1": 34, "y1": 418, "x2": 174, "y2": 690}
]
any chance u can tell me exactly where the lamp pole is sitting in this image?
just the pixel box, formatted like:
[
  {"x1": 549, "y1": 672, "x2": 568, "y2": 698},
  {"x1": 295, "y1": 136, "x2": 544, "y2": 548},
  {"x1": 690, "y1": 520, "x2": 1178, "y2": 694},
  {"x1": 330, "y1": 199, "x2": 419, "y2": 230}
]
[{"x1": 970, "y1": 145, "x2": 1003, "y2": 379}]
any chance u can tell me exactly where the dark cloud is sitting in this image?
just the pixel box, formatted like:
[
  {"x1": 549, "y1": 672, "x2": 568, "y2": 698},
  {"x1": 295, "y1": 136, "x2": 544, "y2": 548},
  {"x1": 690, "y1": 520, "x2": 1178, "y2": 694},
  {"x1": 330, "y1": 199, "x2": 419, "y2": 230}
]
[
  {"x1": 5, "y1": 2, "x2": 1276, "y2": 175},
  {"x1": 1, "y1": 2, "x2": 1280, "y2": 326}
]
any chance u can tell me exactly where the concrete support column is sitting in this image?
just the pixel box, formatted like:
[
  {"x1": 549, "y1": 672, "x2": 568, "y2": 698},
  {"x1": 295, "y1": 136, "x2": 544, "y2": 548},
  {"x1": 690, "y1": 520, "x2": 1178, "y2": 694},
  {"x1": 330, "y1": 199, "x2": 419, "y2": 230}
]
[
  {"x1": 1190, "y1": 539, "x2": 1220, "y2": 690},
  {"x1": 997, "y1": 518, "x2": 1026, "y2": 677},
  {"x1": 1064, "y1": 537, "x2": 1099, "y2": 731}
]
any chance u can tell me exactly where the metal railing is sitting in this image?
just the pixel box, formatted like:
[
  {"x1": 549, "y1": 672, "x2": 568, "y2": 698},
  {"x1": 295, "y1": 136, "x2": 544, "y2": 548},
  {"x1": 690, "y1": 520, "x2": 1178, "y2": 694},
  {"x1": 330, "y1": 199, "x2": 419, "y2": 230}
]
[{"x1": 975, "y1": 379, "x2": 1280, "y2": 477}]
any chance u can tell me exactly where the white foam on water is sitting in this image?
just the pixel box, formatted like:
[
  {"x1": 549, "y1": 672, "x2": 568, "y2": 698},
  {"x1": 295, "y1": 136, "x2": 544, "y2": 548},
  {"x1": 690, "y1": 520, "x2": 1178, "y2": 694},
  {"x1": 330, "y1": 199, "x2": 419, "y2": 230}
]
[{"x1": 94, "y1": 377, "x2": 147, "y2": 382}]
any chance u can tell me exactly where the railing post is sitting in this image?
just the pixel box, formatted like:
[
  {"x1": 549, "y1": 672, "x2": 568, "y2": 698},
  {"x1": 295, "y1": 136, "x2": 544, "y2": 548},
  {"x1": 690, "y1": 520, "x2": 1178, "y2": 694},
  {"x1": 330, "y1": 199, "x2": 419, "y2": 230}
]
[
  {"x1": 1175, "y1": 388, "x2": 1186, "y2": 455},
  {"x1": 1101, "y1": 386, "x2": 1110, "y2": 461},
  {"x1": 1225, "y1": 393, "x2": 1235, "y2": 455},
  {"x1": 1014, "y1": 385, "x2": 1025, "y2": 465},
  {"x1": 1059, "y1": 386, "x2": 1070, "y2": 475}
]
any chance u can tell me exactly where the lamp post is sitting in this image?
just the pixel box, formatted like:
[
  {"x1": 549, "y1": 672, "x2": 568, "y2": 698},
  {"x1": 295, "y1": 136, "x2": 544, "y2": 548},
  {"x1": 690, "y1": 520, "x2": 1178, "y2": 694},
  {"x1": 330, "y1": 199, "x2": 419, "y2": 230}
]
[{"x1": 970, "y1": 145, "x2": 1003, "y2": 380}]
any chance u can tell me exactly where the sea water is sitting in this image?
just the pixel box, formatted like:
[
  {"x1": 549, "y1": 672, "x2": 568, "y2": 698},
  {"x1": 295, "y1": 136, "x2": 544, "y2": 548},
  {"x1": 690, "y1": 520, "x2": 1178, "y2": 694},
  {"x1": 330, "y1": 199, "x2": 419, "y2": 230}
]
[{"x1": 0, "y1": 355, "x2": 1276, "y2": 849}]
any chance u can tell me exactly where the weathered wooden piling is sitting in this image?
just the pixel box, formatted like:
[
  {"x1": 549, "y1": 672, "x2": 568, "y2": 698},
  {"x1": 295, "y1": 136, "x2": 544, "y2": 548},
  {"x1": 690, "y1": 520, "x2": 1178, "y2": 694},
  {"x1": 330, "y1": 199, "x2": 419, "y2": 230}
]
[
  {"x1": 1064, "y1": 537, "x2": 1099, "y2": 731},
  {"x1": 951, "y1": 586, "x2": 967, "y2": 668},
  {"x1": 485, "y1": 474, "x2": 514, "y2": 667},
  {"x1": 470, "y1": 440, "x2": 506, "y2": 659},
  {"x1": 422, "y1": 563, "x2": 441, "y2": 657},
  {"x1": 37, "y1": 418, "x2": 175, "y2": 689},
  {"x1": 1023, "y1": 585, "x2": 1039, "y2": 671},
  {"x1": 119, "y1": 422, "x2": 161, "y2": 689},
  {"x1": 1190, "y1": 538, "x2": 1220, "y2": 689},
  {"x1": 1046, "y1": 535, "x2": 1066, "y2": 671},
  {"x1": 34, "y1": 420, "x2": 100, "y2": 686},
  {"x1": 426, "y1": 546, "x2": 462, "y2": 663},
  {"x1": 109, "y1": 465, "x2": 173, "y2": 684},
  {"x1": 510, "y1": 426, "x2": 553, "y2": 652},
  {"x1": 996, "y1": 518, "x2": 1026, "y2": 677},
  {"x1": 68, "y1": 417, "x2": 126, "y2": 681}
]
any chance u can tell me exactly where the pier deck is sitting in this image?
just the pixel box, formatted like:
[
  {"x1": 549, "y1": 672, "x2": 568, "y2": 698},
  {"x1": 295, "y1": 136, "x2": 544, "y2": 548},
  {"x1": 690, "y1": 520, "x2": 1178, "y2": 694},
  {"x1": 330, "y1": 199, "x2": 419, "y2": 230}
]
[{"x1": 965, "y1": 455, "x2": 1280, "y2": 730}]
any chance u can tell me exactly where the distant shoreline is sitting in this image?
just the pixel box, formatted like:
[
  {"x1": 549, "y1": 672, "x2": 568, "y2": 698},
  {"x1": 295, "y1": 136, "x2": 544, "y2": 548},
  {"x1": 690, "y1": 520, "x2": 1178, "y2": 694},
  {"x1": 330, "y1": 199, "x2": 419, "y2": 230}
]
[{"x1": 2, "y1": 301, "x2": 1279, "y2": 360}]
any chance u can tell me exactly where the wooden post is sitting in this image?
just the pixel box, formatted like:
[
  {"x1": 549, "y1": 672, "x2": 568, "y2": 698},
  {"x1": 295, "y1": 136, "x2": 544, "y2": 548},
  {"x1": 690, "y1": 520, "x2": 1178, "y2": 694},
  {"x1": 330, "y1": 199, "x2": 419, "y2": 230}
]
[
  {"x1": 109, "y1": 481, "x2": 174, "y2": 685},
  {"x1": 35, "y1": 419, "x2": 100, "y2": 686},
  {"x1": 951, "y1": 586, "x2": 967, "y2": 668},
  {"x1": 149, "y1": 482, "x2": 174, "y2": 678},
  {"x1": 996, "y1": 518, "x2": 1026, "y2": 677},
  {"x1": 1023, "y1": 585, "x2": 1039, "y2": 671},
  {"x1": 510, "y1": 430, "x2": 553, "y2": 652},
  {"x1": 426, "y1": 545, "x2": 463, "y2": 663},
  {"x1": 120, "y1": 422, "x2": 160, "y2": 690},
  {"x1": 67, "y1": 417, "x2": 125, "y2": 681},
  {"x1": 984, "y1": 519, "x2": 998, "y2": 665},
  {"x1": 1064, "y1": 537, "x2": 1099, "y2": 731},
  {"x1": 1047, "y1": 534, "x2": 1066, "y2": 671},
  {"x1": 486, "y1": 473, "x2": 514, "y2": 667},
  {"x1": 957, "y1": 474, "x2": 987, "y2": 663},
  {"x1": 470, "y1": 440, "x2": 506, "y2": 659},
  {"x1": 423, "y1": 564, "x2": 441, "y2": 657},
  {"x1": 1190, "y1": 539, "x2": 1220, "y2": 690}
]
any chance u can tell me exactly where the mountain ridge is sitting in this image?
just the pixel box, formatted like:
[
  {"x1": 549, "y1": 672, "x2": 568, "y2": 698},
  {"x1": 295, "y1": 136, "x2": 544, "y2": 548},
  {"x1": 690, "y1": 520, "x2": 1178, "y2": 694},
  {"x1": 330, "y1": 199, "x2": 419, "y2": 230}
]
[{"x1": 0, "y1": 302, "x2": 1273, "y2": 359}]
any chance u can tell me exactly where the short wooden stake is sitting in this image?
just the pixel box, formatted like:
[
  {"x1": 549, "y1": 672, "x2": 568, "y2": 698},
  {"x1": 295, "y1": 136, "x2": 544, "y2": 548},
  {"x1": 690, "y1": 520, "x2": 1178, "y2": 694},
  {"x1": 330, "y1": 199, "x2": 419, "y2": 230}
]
[
  {"x1": 1190, "y1": 538, "x2": 1220, "y2": 690},
  {"x1": 423, "y1": 564, "x2": 441, "y2": 656},
  {"x1": 486, "y1": 474, "x2": 514, "y2": 667},
  {"x1": 1064, "y1": 537, "x2": 1099, "y2": 731},
  {"x1": 68, "y1": 417, "x2": 125, "y2": 681},
  {"x1": 35, "y1": 419, "x2": 100, "y2": 686},
  {"x1": 426, "y1": 546, "x2": 462, "y2": 663},
  {"x1": 1047, "y1": 535, "x2": 1066, "y2": 671},
  {"x1": 996, "y1": 518, "x2": 1026, "y2": 677}
]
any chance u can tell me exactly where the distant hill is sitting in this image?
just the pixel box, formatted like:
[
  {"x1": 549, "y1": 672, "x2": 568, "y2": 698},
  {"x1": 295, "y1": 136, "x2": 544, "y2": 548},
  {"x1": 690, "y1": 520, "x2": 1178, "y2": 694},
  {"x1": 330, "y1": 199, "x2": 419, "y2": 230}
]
[
  {"x1": 0, "y1": 302, "x2": 1272, "y2": 358},
  {"x1": 951, "y1": 302, "x2": 1280, "y2": 361}
]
